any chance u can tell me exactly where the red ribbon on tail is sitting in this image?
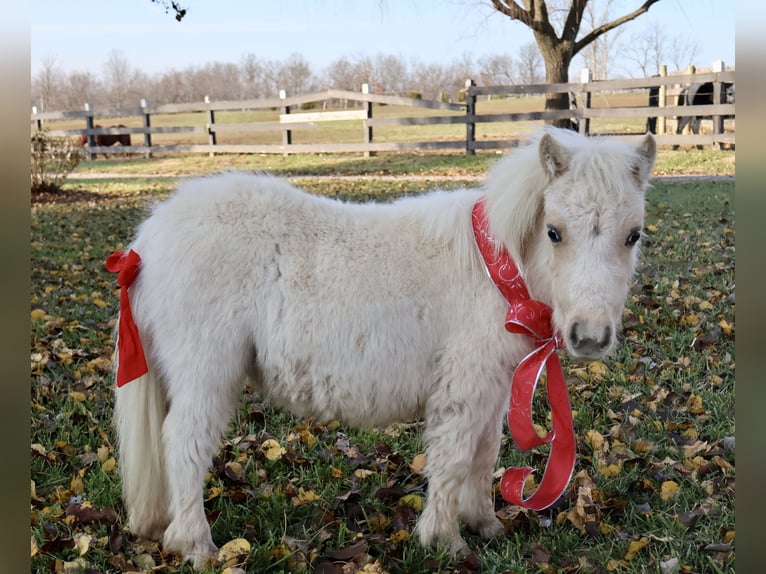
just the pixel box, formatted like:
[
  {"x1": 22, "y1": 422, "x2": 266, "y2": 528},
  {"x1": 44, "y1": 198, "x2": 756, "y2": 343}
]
[
  {"x1": 105, "y1": 249, "x2": 148, "y2": 387},
  {"x1": 472, "y1": 199, "x2": 576, "y2": 511}
]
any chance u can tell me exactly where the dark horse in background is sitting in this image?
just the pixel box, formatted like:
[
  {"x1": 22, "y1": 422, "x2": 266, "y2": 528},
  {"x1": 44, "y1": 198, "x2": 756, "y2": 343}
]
[
  {"x1": 645, "y1": 81, "x2": 735, "y2": 137},
  {"x1": 76, "y1": 124, "x2": 132, "y2": 157},
  {"x1": 674, "y1": 81, "x2": 735, "y2": 136}
]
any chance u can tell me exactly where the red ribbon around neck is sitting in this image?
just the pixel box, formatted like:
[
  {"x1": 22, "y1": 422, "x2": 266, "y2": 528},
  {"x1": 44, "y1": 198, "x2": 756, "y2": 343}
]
[
  {"x1": 472, "y1": 198, "x2": 576, "y2": 511},
  {"x1": 105, "y1": 249, "x2": 148, "y2": 387}
]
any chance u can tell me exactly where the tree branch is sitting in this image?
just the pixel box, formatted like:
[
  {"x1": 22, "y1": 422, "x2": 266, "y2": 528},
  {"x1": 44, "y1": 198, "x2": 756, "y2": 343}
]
[
  {"x1": 561, "y1": 0, "x2": 587, "y2": 42},
  {"x1": 491, "y1": 0, "x2": 564, "y2": 40},
  {"x1": 572, "y1": 0, "x2": 661, "y2": 56},
  {"x1": 151, "y1": 0, "x2": 187, "y2": 22},
  {"x1": 491, "y1": 1, "x2": 529, "y2": 25}
]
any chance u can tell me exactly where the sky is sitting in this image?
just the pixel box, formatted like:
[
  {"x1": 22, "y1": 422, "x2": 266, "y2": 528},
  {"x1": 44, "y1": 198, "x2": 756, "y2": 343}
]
[{"x1": 31, "y1": 0, "x2": 735, "y2": 80}]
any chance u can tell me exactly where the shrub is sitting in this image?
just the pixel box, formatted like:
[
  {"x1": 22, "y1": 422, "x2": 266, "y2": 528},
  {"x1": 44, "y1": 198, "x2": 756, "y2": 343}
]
[{"x1": 30, "y1": 131, "x2": 85, "y2": 194}]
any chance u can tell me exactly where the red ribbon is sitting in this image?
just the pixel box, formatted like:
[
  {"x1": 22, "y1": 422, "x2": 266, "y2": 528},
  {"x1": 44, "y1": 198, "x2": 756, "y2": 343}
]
[
  {"x1": 472, "y1": 198, "x2": 576, "y2": 511},
  {"x1": 105, "y1": 249, "x2": 148, "y2": 387}
]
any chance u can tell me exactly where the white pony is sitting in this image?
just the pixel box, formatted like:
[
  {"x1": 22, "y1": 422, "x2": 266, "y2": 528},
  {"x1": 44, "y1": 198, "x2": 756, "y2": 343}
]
[{"x1": 114, "y1": 127, "x2": 656, "y2": 568}]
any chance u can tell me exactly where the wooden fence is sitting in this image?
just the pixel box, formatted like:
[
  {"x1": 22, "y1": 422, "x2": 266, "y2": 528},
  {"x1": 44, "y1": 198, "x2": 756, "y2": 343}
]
[{"x1": 31, "y1": 68, "x2": 734, "y2": 157}]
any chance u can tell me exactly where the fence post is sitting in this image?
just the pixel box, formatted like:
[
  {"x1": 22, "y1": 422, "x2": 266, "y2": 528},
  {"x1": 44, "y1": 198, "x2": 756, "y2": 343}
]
[
  {"x1": 465, "y1": 79, "x2": 476, "y2": 156},
  {"x1": 712, "y1": 60, "x2": 725, "y2": 149},
  {"x1": 84, "y1": 103, "x2": 95, "y2": 160},
  {"x1": 31, "y1": 107, "x2": 43, "y2": 131},
  {"x1": 204, "y1": 95, "x2": 217, "y2": 157},
  {"x1": 578, "y1": 68, "x2": 592, "y2": 135},
  {"x1": 657, "y1": 65, "x2": 667, "y2": 134},
  {"x1": 362, "y1": 83, "x2": 373, "y2": 158},
  {"x1": 140, "y1": 99, "x2": 153, "y2": 159},
  {"x1": 280, "y1": 90, "x2": 291, "y2": 156}
]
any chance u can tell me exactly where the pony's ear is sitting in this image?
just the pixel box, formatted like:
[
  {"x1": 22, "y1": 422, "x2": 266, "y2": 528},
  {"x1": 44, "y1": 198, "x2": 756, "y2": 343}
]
[
  {"x1": 539, "y1": 132, "x2": 571, "y2": 179},
  {"x1": 632, "y1": 133, "x2": 657, "y2": 186}
]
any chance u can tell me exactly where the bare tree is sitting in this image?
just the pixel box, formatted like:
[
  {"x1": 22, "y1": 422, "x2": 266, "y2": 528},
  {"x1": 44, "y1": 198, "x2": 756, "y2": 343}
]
[
  {"x1": 578, "y1": 0, "x2": 624, "y2": 80},
  {"x1": 411, "y1": 61, "x2": 450, "y2": 100},
  {"x1": 103, "y1": 49, "x2": 135, "y2": 108},
  {"x1": 278, "y1": 53, "x2": 317, "y2": 96},
  {"x1": 61, "y1": 70, "x2": 102, "y2": 110},
  {"x1": 620, "y1": 21, "x2": 700, "y2": 77},
  {"x1": 374, "y1": 54, "x2": 409, "y2": 95},
  {"x1": 32, "y1": 56, "x2": 63, "y2": 111},
  {"x1": 325, "y1": 57, "x2": 358, "y2": 91},
  {"x1": 488, "y1": 0, "x2": 661, "y2": 124},
  {"x1": 444, "y1": 52, "x2": 477, "y2": 99},
  {"x1": 154, "y1": 69, "x2": 192, "y2": 103},
  {"x1": 620, "y1": 20, "x2": 664, "y2": 77},
  {"x1": 350, "y1": 55, "x2": 375, "y2": 90},
  {"x1": 668, "y1": 34, "x2": 700, "y2": 72},
  {"x1": 478, "y1": 54, "x2": 517, "y2": 85},
  {"x1": 518, "y1": 42, "x2": 543, "y2": 84},
  {"x1": 240, "y1": 53, "x2": 264, "y2": 98}
]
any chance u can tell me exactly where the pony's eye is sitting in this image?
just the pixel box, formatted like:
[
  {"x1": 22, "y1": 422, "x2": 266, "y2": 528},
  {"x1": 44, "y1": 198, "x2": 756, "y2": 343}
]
[
  {"x1": 547, "y1": 226, "x2": 562, "y2": 243},
  {"x1": 625, "y1": 229, "x2": 642, "y2": 247}
]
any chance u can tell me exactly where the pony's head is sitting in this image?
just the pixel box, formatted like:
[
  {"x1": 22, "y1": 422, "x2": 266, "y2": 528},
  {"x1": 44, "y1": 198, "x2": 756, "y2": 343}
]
[{"x1": 486, "y1": 128, "x2": 656, "y2": 361}]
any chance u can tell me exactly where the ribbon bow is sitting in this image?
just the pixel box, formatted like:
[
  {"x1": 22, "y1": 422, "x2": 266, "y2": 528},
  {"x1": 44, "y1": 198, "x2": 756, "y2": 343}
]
[
  {"x1": 472, "y1": 198, "x2": 576, "y2": 511},
  {"x1": 105, "y1": 249, "x2": 148, "y2": 387}
]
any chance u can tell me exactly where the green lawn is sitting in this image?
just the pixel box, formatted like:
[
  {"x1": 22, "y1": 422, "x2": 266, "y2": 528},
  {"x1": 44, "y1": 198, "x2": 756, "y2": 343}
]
[{"x1": 31, "y1": 170, "x2": 734, "y2": 573}]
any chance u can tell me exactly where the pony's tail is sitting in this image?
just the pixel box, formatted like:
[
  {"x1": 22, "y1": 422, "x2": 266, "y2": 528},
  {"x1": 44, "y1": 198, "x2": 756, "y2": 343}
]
[{"x1": 114, "y1": 334, "x2": 170, "y2": 540}]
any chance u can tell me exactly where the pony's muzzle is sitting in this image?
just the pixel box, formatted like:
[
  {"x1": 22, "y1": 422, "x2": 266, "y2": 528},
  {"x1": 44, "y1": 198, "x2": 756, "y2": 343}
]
[{"x1": 567, "y1": 321, "x2": 613, "y2": 360}]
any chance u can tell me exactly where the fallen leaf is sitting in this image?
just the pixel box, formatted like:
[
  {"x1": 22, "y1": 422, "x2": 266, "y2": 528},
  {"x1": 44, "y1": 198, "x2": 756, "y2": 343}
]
[
  {"x1": 588, "y1": 361, "x2": 609, "y2": 378},
  {"x1": 292, "y1": 486, "x2": 320, "y2": 507},
  {"x1": 399, "y1": 494, "x2": 424, "y2": 512},
  {"x1": 585, "y1": 430, "x2": 605, "y2": 451},
  {"x1": 31, "y1": 308, "x2": 48, "y2": 321},
  {"x1": 218, "y1": 538, "x2": 251, "y2": 567},
  {"x1": 101, "y1": 457, "x2": 116, "y2": 473},
  {"x1": 409, "y1": 453, "x2": 427, "y2": 474},
  {"x1": 660, "y1": 481, "x2": 680, "y2": 502},
  {"x1": 624, "y1": 536, "x2": 650, "y2": 561},
  {"x1": 74, "y1": 533, "x2": 92, "y2": 556},
  {"x1": 261, "y1": 438, "x2": 286, "y2": 461}
]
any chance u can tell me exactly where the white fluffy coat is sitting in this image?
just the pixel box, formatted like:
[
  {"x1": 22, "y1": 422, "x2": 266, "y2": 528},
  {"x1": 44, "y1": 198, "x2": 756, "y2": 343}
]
[{"x1": 114, "y1": 128, "x2": 656, "y2": 568}]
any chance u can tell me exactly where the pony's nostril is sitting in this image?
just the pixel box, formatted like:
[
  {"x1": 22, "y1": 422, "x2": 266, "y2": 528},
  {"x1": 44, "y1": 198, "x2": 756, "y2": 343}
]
[
  {"x1": 568, "y1": 322, "x2": 581, "y2": 347},
  {"x1": 568, "y1": 322, "x2": 613, "y2": 358}
]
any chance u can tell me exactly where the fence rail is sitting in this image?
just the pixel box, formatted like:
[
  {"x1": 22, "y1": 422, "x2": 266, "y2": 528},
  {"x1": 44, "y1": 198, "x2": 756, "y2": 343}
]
[{"x1": 31, "y1": 68, "x2": 734, "y2": 157}]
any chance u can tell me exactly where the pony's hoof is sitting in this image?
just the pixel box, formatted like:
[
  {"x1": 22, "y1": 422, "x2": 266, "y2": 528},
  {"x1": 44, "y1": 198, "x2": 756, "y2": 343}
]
[
  {"x1": 449, "y1": 534, "x2": 470, "y2": 557},
  {"x1": 475, "y1": 518, "x2": 505, "y2": 540},
  {"x1": 163, "y1": 528, "x2": 217, "y2": 570},
  {"x1": 186, "y1": 545, "x2": 218, "y2": 570}
]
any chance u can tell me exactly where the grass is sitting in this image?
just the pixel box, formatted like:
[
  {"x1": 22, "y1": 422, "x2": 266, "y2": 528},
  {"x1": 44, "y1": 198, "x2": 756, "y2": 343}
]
[
  {"x1": 31, "y1": 164, "x2": 734, "y2": 573},
  {"x1": 66, "y1": 145, "x2": 735, "y2": 180}
]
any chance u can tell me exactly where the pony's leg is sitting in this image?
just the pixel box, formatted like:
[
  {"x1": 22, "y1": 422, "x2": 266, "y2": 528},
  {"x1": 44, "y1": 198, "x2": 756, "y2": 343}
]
[
  {"x1": 160, "y1": 360, "x2": 244, "y2": 569},
  {"x1": 416, "y1": 366, "x2": 507, "y2": 553},
  {"x1": 456, "y1": 415, "x2": 505, "y2": 540}
]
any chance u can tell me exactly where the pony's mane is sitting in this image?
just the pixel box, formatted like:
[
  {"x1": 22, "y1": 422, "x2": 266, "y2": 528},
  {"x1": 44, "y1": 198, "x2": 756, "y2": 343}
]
[
  {"x1": 395, "y1": 188, "x2": 484, "y2": 276},
  {"x1": 482, "y1": 131, "x2": 552, "y2": 265}
]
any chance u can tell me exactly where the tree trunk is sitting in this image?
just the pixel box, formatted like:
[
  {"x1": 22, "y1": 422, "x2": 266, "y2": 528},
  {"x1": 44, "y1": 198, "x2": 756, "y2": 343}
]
[{"x1": 535, "y1": 33, "x2": 574, "y2": 129}]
